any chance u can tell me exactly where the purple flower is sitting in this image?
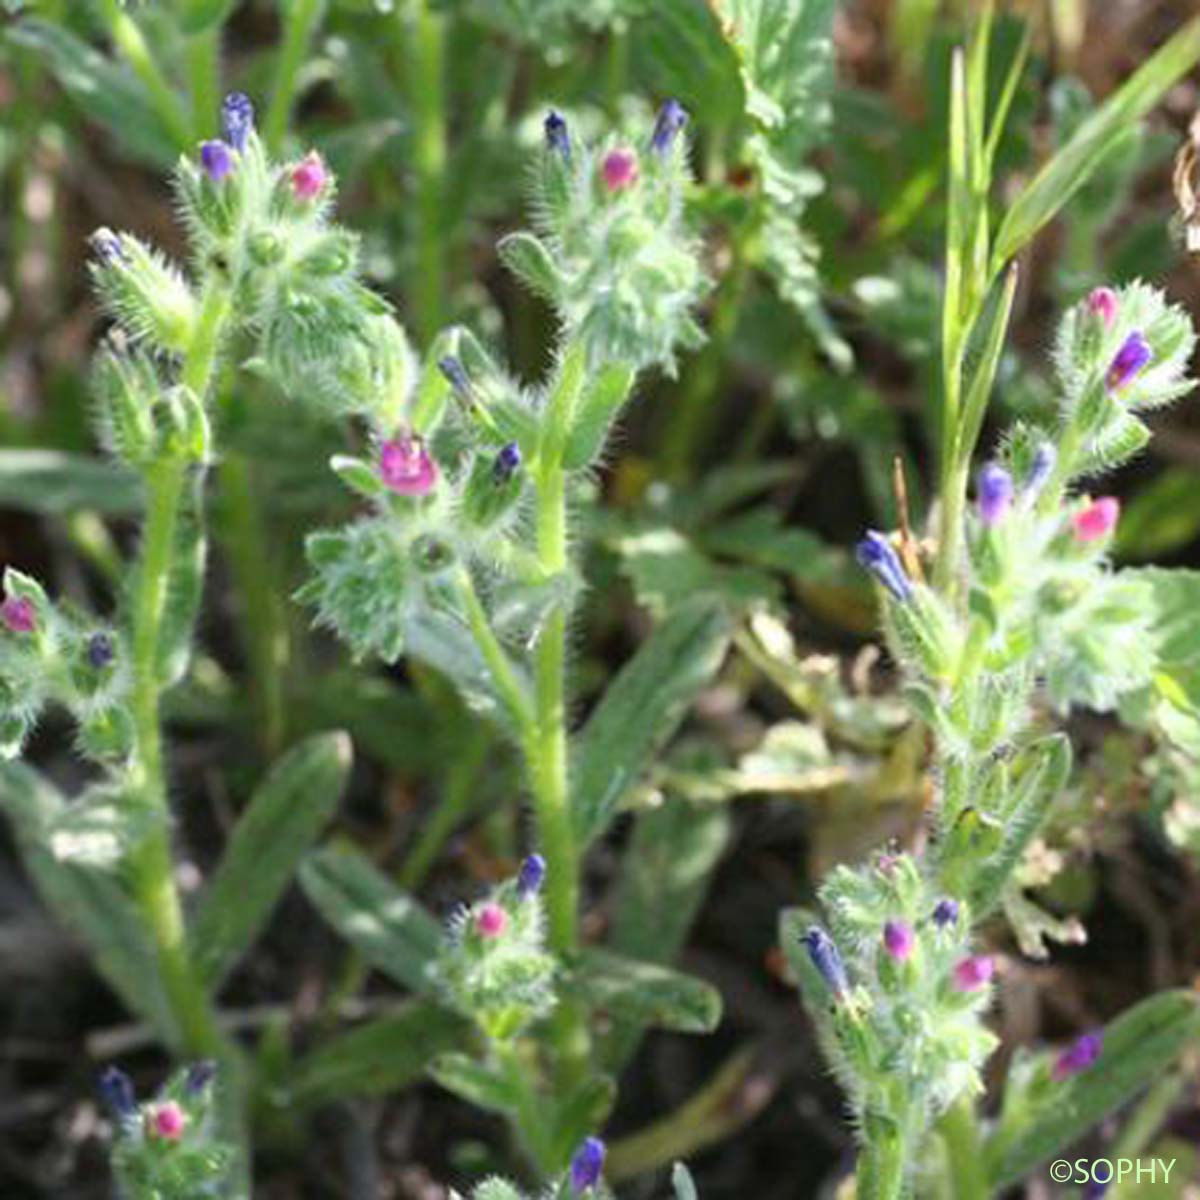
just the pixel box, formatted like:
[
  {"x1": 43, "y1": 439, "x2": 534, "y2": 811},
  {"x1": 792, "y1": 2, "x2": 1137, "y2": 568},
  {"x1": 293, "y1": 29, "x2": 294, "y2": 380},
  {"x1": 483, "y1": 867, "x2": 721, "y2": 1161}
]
[
  {"x1": 516, "y1": 853, "x2": 545, "y2": 899},
  {"x1": 855, "y1": 531, "x2": 913, "y2": 603},
  {"x1": 98, "y1": 1066, "x2": 137, "y2": 1119},
  {"x1": 952, "y1": 955, "x2": 993, "y2": 993},
  {"x1": 221, "y1": 92, "x2": 255, "y2": 151},
  {"x1": 977, "y1": 463, "x2": 1013, "y2": 528},
  {"x1": 1106, "y1": 331, "x2": 1152, "y2": 392},
  {"x1": 200, "y1": 140, "x2": 233, "y2": 181},
  {"x1": 184, "y1": 1060, "x2": 216, "y2": 1096},
  {"x1": 1023, "y1": 442, "x2": 1056, "y2": 499},
  {"x1": 650, "y1": 99, "x2": 688, "y2": 155},
  {"x1": 801, "y1": 925, "x2": 849, "y2": 998},
  {"x1": 544, "y1": 110, "x2": 571, "y2": 163},
  {"x1": 570, "y1": 1136, "x2": 606, "y2": 1192},
  {"x1": 379, "y1": 436, "x2": 437, "y2": 497},
  {"x1": 1, "y1": 596, "x2": 36, "y2": 635},
  {"x1": 90, "y1": 228, "x2": 125, "y2": 266},
  {"x1": 87, "y1": 633, "x2": 114, "y2": 669},
  {"x1": 882, "y1": 920, "x2": 915, "y2": 962},
  {"x1": 932, "y1": 898, "x2": 960, "y2": 927},
  {"x1": 1051, "y1": 1031, "x2": 1102, "y2": 1081},
  {"x1": 493, "y1": 442, "x2": 522, "y2": 485}
]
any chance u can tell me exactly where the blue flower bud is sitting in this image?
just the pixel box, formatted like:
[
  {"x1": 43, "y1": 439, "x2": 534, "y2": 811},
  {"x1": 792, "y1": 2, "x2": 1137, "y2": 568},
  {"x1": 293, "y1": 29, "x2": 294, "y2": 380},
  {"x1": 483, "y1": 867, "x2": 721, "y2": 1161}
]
[
  {"x1": 516, "y1": 852, "x2": 546, "y2": 899},
  {"x1": 801, "y1": 925, "x2": 848, "y2": 998},
  {"x1": 1106, "y1": 331, "x2": 1152, "y2": 392},
  {"x1": 87, "y1": 632, "x2": 114, "y2": 669},
  {"x1": 200, "y1": 139, "x2": 233, "y2": 182},
  {"x1": 493, "y1": 442, "x2": 522, "y2": 484},
  {"x1": 98, "y1": 1065, "x2": 137, "y2": 1119},
  {"x1": 976, "y1": 463, "x2": 1013, "y2": 528},
  {"x1": 544, "y1": 109, "x2": 571, "y2": 163},
  {"x1": 650, "y1": 99, "x2": 688, "y2": 155},
  {"x1": 569, "y1": 1136, "x2": 606, "y2": 1192},
  {"x1": 855, "y1": 531, "x2": 913, "y2": 603},
  {"x1": 932, "y1": 898, "x2": 960, "y2": 927},
  {"x1": 221, "y1": 92, "x2": 255, "y2": 152},
  {"x1": 184, "y1": 1059, "x2": 217, "y2": 1095},
  {"x1": 90, "y1": 228, "x2": 125, "y2": 266},
  {"x1": 1023, "y1": 442, "x2": 1056, "y2": 499},
  {"x1": 437, "y1": 355, "x2": 471, "y2": 395}
]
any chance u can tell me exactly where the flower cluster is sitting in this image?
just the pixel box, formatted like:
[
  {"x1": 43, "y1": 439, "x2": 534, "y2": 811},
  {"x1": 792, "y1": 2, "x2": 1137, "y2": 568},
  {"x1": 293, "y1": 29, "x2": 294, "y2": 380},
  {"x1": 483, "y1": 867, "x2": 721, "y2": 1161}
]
[
  {"x1": 435, "y1": 855, "x2": 558, "y2": 1040},
  {"x1": 99, "y1": 1061, "x2": 231, "y2": 1199}
]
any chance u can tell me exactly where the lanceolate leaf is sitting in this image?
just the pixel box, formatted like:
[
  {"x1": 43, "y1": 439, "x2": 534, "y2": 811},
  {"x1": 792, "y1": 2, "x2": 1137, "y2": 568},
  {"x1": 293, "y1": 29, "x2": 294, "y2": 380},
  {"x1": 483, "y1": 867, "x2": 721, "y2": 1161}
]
[
  {"x1": 572, "y1": 599, "x2": 732, "y2": 844},
  {"x1": 299, "y1": 845, "x2": 442, "y2": 995},
  {"x1": 0, "y1": 450, "x2": 142, "y2": 516},
  {"x1": 192, "y1": 733, "x2": 352, "y2": 988},
  {"x1": 986, "y1": 991, "x2": 1200, "y2": 1187}
]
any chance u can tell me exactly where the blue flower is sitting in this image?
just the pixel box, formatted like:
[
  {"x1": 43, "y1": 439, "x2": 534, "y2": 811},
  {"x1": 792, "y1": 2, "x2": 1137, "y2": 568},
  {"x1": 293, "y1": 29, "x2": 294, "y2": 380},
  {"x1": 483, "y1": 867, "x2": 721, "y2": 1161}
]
[
  {"x1": 516, "y1": 852, "x2": 545, "y2": 899},
  {"x1": 932, "y1": 898, "x2": 959, "y2": 927},
  {"x1": 855, "y1": 531, "x2": 913, "y2": 602},
  {"x1": 977, "y1": 463, "x2": 1013, "y2": 528},
  {"x1": 570, "y1": 1136, "x2": 606, "y2": 1192},
  {"x1": 221, "y1": 92, "x2": 255, "y2": 152},
  {"x1": 544, "y1": 110, "x2": 571, "y2": 163},
  {"x1": 98, "y1": 1065, "x2": 137, "y2": 1120},
  {"x1": 87, "y1": 632, "x2": 114, "y2": 669},
  {"x1": 493, "y1": 442, "x2": 522, "y2": 485},
  {"x1": 801, "y1": 925, "x2": 849, "y2": 998},
  {"x1": 200, "y1": 139, "x2": 233, "y2": 182},
  {"x1": 650, "y1": 99, "x2": 688, "y2": 155},
  {"x1": 1023, "y1": 442, "x2": 1056, "y2": 499}
]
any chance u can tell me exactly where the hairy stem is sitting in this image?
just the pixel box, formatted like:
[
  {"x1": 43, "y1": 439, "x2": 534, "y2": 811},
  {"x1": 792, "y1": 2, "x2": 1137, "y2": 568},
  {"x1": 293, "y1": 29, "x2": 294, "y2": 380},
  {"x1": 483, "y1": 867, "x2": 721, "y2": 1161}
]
[{"x1": 936, "y1": 1098, "x2": 989, "y2": 1200}]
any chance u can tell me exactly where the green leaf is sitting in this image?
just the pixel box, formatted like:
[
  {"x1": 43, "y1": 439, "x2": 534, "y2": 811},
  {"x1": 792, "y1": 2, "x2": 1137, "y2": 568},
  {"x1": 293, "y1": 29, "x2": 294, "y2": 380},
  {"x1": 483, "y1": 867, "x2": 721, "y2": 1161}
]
[
  {"x1": 564, "y1": 948, "x2": 722, "y2": 1035},
  {"x1": 192, "y1": 733, "x2": 352, "y2": 988},
  {"x1": 0, "y1": 763, "x2": 178, "y2": 1044},
  {"x1": 6, "y1": 20, "x2": 180, "y2": 165},
  {"x1": 0, "y1": 450, "x2": 141, "y2": 516},
  {"x1": 298, "y1": 845, "x2": 442, "y2": 994},
  {"x1": 572, "y1": 599, "x2": 732, "y2": 843},
  {"x1": 329, "y1": 454, "x2": 386, "y2": 500},
  {"x1": 562, "y1": 362, "x2": 636, "y2": 470},
  {"x1": 429, "y1": 1053, "x2": 521, "y2": 1115},
  {"x1": 545, "y1": 1073, "x2": 618, "y2": 1169},
  {"x1": 986, "y1": 991, "x2": 1200, "y2": 1187},
  {"x1": 177, "y1": 0, "x2": 237, "y2": 34},
  {"x1": 1116, "y1": 469, "x2": 1200, "y2": 560},
  {"x1": 992, "y1": 17, "x2": 1200, "y2": 267},
  {"x1": 497, "y1": 232, "x2": 562, "y2": 304},
  {"x1": 288, "y1": 1001, "x2": 466, "y2": 1107}
]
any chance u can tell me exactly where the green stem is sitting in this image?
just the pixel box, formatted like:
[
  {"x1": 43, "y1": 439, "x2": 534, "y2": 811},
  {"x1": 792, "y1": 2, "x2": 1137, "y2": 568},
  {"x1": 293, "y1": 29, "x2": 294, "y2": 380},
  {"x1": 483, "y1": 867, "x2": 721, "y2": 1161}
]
[
  {"x1": 457, "y1": 568, "x2": 535, "y2": 738},
  {"x1": 402, "y1": 0, "x2": 448, "y2": 342},
  {"x1": 936, "y1": 1098, "x2": 989, "y2": 1200},
  {"x1": 99, "y1": 0, "x2": 193, "y2": 150},
  {"x1": 1111, "y1": 1070, "x2": 1186, "y2": 1159},
  {"x1": 263, "y1": 0, "x2": 326, "y2": 154}
]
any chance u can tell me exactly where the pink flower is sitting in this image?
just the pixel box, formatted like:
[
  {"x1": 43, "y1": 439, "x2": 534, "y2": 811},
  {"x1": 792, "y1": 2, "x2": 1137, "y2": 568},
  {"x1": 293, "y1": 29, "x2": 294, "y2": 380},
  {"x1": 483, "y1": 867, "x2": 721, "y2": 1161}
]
[
  {"x1": 379, "y1": 436, "x2": 437, "y2": 496},
  {"x1": 602, "y1": 148, "x2": 639, "y2": 192},
  {"x1": 882, "y1": 920, "x2": 915, "y2": 962},
  {"x1": 1072, "y1": 496, "x2": 1120, "y2": 543},
  {"x1": 952, "y1": 955, "x2": 993, "y2": 992},
  {"x1": 151, "y1": 1101, "x2": 185, "y2": 1141},
  {"x1": 1051, "y1": 1031, "x2": 1103, "y2": 1082},
  {"x1": 476, "y1": 902, "x2": 507, "y2": 939},
  {"x1": 291, "y1": 152, "x2": 327, "y2": 201},
  {"x1": 1086, "y1": 287, "x2": 1118, "y2": 328},
  {"x1": 1, "y1": 596, "x2": 35, "y2": 635}
]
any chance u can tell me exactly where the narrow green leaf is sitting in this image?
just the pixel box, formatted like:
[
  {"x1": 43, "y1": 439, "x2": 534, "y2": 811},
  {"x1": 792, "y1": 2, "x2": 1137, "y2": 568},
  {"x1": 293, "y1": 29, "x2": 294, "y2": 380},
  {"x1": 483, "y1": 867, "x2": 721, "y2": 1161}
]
[
  {"x1": 289, "y1": 1001, "x2": 466, "y2": 1107},
  {"x1": 192, "y1": 733, "x2": 352, "y2": 988},
  {"x1": 956, "y1": 263, "x2": 1020, "y2": 465},
  {"x1": 562, "y1": 362, "x2": 636, "y2": 470},
  {"x1": 545, "y1": 1073, "x2": 618, "y2": 1169},
  {"x1": 563, "y1": 948, "x2": 722, "y2": 1035},
  {"x1": 0, "y1": 450, "x2": 141, "y2": 516},
  {"x1": 943, "y1": 47, "x2": 971, "y2": 364},
  {"x1": 986, "y1": 991, "x2": 1200, "y2": 1187},
  {"x1": 429, "y1": 1053, "x2": 521, "y2": 1115},
  {"x1": 298, "y1": 845, "x2": 442, "y2": 994},
  {"x1": 497, "y1": 232, "x2": 562, "y2": 304},
  {"x1": 992, "y1": 17, "x2": 1200, "y2": 267},
  {"x1": 572, "y1": 599, "x2": 732, "y2": 843},
  {"x1": 0, "y1": 763, "x2": 179, "y2": 1044},
  {"x1": 178, "y1": 0, "x2": 237, "y2": 34}
]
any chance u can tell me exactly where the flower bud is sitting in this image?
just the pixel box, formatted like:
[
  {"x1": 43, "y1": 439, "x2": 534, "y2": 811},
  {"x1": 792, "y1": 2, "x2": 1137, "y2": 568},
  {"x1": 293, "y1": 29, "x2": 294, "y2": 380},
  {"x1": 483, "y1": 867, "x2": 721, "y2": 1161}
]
[
  {"x1": 855, "y1": 531, "x2": 913, "y2": 602},
  {"x1": 476, "y1": 901, "x2": 507, "y2": 938},
  {"x1": 87, "y1": 632, "x2": 114, "y2": 669},
  {"x1": 291, "y1": 151, "x2": 328, "y2": 201},
  {"x1": 1023, "y1": 442, "x2": 1056, "y2": 500},
  {"x1": 977, "y1": 463, "x2": 1014, "y2": 527},
  {"x1": 1106, "y1": 331, "x2": 1152, "y2": 392},
  {"x1": 90, "y1": 228, "x2": 126, "y2": 266},
  {"x1": 802, "y1": 925, "x2": 849, "y2": 999},
  {"x1": 544, "y1": 109, "x2": 571, "y2": 163},
  {"x1": 1072, "y1": 496, "x2": 1119, "y2": 543},
  {"x1": 437, "y1": 355, "x2": 472, "y2": 396},
  {"x1": 185, "y1": 1060, "x2": 217, "y2": 1095},
  {"x1": 151, "y1": 1100, "x2": 185, "y2": 1141},
  {"x1": 98, "y1": 1066, "x2": 137, "y2": 1119},
  {"x1": 516, "y1": 853, "x2": 546, "y2": 899},
  {"x1": 882, "y1": 920, "x2": 915, "y2": 962},
  {"x1": 379, "y1": 436, "x2": 437, "y2": 496},
  {"x1": 932, "y1": 898, "x2": 960, "y2": 927},
  {"x1": 1087, "y1": 286, "x2": 1118, "y2": 327},
  {"x1": 602, "y1": 148, "x2": 639, "y2": 192},
  {"x1": 1051, "y1": 1031, "x2": 1102, "y2": 1081},
  {"x1": 200, "y1": 140, "x2": 233, "y2": 182},
  {"x1": 493, "y1": 442, "x2": 521, "y2": 484},
  {"x1": 951, "y1": 955, "x2": 993, "y2": 992},
  {"x1": 221, "y1": 91, "x2": 255, "y2": 151},
  {"x1": 1, "y1": 596, "x2": 36, "y2": 635},
  {"x1": 569, "y1": 1136, "x2": 606, "y2": 1192},
  {"x1": 650, "y1": 99, "x2": 689, "y2": 155}
]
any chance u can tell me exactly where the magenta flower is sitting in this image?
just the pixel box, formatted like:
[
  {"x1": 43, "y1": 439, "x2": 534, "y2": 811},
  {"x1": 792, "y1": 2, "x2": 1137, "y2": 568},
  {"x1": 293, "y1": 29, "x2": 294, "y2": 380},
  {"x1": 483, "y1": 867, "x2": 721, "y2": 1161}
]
[
  {"x1": 379, "y1": 436, "x2": 437, "y2": 496},
  {"x1": 291, "y1": 152, "x2": 328, "y2": 201},
  {"x1": 602, "y1": 148, "x2": 639, "y2": 192},
  {"x1": 475, "y1": 902, "x2": 507, "y2": 939},
  {"x1": 883, "y1": 920, "x2": 915, "y2": 962},
  {"x1": 1072, "y1": 496, "x2": 1119, "y2": 543},
  {"x1": 1087, "y1": 286, "x2": 1118, "y2": 327},
  {"x1": 151, "y1": 1101, "x2": 185, "y2": 1141},
  {"x1": 1106, "y1": 331, "x2": 1152, "y2": 392},
  {"x1": 1051, "y1": 1031, "x2": 1103, "y2": 1081},
  {"x1": 1, "y1": 596, "x2": 36, "y2": 635},
  {"x1": 952, "y1": 955, "x2": 993, "y2": 992}
]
